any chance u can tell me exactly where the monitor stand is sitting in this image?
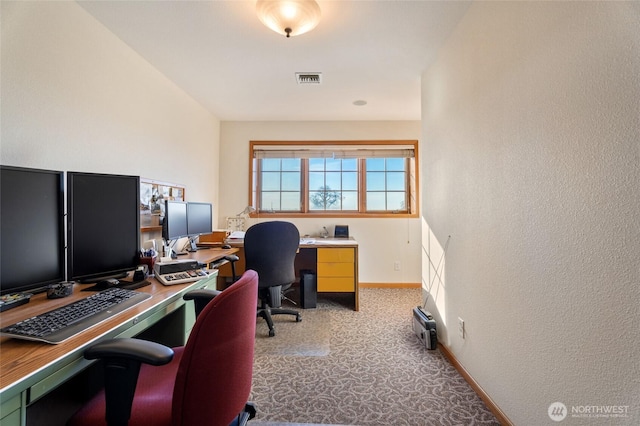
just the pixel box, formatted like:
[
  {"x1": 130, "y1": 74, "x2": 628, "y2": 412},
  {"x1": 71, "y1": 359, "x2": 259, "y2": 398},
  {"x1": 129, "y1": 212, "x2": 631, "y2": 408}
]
[
  {"x1": 76, "y1": 271, "x2": 128, "y2": 284},
  {"x1": 187, "y1": 237, "x2": 201, "y2": 252},
  {"x1": 186, "y1": 236, "x2": 210, "y2": 252}
]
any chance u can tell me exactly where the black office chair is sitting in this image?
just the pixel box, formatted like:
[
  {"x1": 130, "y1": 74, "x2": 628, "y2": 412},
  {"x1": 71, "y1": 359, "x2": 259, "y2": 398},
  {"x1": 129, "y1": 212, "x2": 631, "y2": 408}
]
[{"x1": 244, "y1": 221, "x2": 302, "y2": 337}]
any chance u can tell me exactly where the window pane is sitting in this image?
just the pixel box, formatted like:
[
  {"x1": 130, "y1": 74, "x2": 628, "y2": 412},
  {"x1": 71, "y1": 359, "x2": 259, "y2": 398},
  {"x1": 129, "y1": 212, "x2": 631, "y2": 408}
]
[
  {"x1": 261, "y1": 192, "x2": 280, "y2": 211},
  {"x1": 342, "y1": 172, "x2": 357, "y2": 190},
  {"x1": 366, "y1": 158, "x2": 385, "y2": 171},
  {"x1": 342, "y1": 191, "x2": 358, "y2": 210},
  {"x1": 282, "y1": 172, "x2": 300, "y2": 191},
  {"x1": 262, "y1": 158, "x2": 281, "y2": 171},
  {"x1": 325, "y1": 158, "x2": 341, "y2": 171},
  {"x1": 308, "y1": 193, "x2": 323, "y2": 210},
  {"x1": 309, "y1": 187, "x2": 341, "y2": 210},
  {"x1": 309, "y1": 172, "x2": 324, "y2": 190},
  {"x1": 326, "y1": 197, "x2": 342, "y2": 210},
  {"x1": 366, "y1": 172, "x2": 385, "y2": 191},
  {"x1": 261, "y1": 172, "x2": 281, "y2": 190},
  {"x1": 386, "y1": 158, "x2": 405, "y2": 171},
  {"x1": 325, "y1": 172, "x2": 341, "y2": 190},
  {"x1": 386, "y1": 172, "x2": 405, "y2": 191},
  {"x1": 366, "y1": 192, "x2": 385, "y2": 210},
  {"x1": 342, "y1": 158, "x2": 358, "y2": 171},
  {"x1": 309, "y1": 158, "x2": 325, "y2": 171},
  {"x1": 281, "y1": 192, "x2": 301, "y2": 210},
  {"x1": 387, "y1": 192, "x2": 406, "y2": 210},
  {"x1": 282, "y1": 158, "x2": 301, "y2": 171}
]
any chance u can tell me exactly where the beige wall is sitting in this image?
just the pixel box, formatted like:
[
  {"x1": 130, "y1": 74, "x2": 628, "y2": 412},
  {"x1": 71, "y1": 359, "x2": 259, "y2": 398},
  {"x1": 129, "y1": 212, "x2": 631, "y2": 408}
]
[
  {"x1": 219, "y1": 121, "x2": 422, "y2": 285},
  {"x1": 1, "y1": 1, "x2": 220, "y2": 219},
  {"x1": 421, "y1": 1, "x2": 640, "y2": 424}
]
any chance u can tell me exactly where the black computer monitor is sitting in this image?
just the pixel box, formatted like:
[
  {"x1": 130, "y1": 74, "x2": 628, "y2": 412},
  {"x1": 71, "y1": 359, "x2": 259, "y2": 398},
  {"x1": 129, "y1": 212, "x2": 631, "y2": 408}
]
[
  {"x1": 0, "y1": 166, "x2": 65, "y2": 295},
  {"x1": 67, "y1": 172, "x2": 140, "y2": 283},
  {"x1": 162, "y1": 200, "x2": 188, "y2": 241},
  {"x1": 187, "y1": 202, "x2": 212, "y2": 236},
  {"x1": 186, "y1": 202, "x2": 212, "y2": 251}
]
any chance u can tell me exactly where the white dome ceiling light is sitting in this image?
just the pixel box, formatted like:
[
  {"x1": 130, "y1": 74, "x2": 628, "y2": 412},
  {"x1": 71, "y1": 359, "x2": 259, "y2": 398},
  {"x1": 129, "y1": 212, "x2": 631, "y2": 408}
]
[{"x1": 256, "y1": 0, "x2": 321, "y2": 38}]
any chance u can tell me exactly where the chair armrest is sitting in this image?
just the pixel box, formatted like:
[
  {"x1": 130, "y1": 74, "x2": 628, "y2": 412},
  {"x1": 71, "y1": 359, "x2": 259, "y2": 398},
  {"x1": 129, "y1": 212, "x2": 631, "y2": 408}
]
[
  {"x1": 85, "y1": 338, "x2": 174, "y2": 365},
  {"x1": 84, "y1": 338, "x2": 174, "y2": 425},
  {"x1": 223, "y1": 255, "x2": 240, "y2": 282},
  {"x1": 183, "y1": 288, "x2": 221, "y2": 301},
  {"x1": 224, "y1": 254, "x2": 240, "y2": 262},
  {"x1": 183, "y1": 289, "x2": 222, "y2": 318}
]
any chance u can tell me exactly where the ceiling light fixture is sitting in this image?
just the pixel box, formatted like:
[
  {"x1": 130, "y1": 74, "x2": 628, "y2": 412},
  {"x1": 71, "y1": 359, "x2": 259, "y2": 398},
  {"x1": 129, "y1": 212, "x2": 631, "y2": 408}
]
[{"x1": 256, "y1": 0, "x2": 321, "y2": 38}]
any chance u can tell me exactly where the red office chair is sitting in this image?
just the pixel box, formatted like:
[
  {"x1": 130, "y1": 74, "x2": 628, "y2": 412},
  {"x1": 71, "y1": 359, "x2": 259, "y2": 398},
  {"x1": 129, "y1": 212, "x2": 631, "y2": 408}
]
[{"x1": 67, "y1": 270, "x2": 259, "y2": 426}]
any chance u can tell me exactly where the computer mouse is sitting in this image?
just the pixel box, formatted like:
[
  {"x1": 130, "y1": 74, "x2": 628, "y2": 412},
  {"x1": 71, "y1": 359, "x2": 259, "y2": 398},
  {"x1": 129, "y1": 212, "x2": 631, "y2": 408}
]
[{"x1": 222, "y1": 244, "x2": 232, "y2": 249}]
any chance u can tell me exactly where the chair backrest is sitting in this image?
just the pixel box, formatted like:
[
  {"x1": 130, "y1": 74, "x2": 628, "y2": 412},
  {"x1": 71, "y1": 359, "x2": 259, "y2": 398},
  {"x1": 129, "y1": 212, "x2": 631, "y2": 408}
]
[
  {"x1": 243, "y1": 221, "x2": 300, "y2": 289},
  {"x1": 171, "y1": 270, "x2": 258, "y2": 426}
]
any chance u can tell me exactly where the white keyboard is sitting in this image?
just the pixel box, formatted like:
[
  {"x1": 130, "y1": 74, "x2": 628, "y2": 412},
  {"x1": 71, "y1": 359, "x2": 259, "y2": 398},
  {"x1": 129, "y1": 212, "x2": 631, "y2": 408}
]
[{"x1": 156, "y1": 269, "x2": 210, "y2": 286}]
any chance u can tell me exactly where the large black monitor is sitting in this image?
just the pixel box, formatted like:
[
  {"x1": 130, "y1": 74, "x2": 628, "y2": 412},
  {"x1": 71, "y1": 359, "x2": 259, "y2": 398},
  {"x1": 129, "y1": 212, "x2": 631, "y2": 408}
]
[
  {"x1": 162, "y1": 200, "x2": 188, "y2": 241},
  {"x1": 67, "y1": 172, "x2": 140, "y2": 283},
  {"x1": 0, "y1": 166, "x2": 65, "y2": 295}
]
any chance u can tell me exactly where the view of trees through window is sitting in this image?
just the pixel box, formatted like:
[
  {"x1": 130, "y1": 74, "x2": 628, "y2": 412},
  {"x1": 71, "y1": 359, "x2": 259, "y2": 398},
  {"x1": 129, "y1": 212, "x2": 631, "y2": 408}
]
[
  {"x1": 309, "y1": 158, "x2": 358, "y2": 211},
  {"x1": 250, "y1": 141, "x2": 417, "y2": 217}
]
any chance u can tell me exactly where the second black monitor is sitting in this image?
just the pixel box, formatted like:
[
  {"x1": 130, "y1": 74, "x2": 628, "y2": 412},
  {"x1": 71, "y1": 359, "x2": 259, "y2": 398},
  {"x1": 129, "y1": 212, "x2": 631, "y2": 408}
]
[
  {"x1": 187, "y1": 202, "x2": 213, "y2": 236},
  {"x1": 163, "y1": 200, "x2": 188, "y2": 241}
]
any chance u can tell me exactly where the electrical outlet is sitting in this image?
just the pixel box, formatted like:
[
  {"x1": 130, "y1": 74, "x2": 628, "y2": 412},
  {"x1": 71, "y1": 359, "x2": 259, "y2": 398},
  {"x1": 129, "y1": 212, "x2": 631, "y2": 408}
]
[
  {"x1": 458, "y1": 317, "x2": 465, "y2": 339},
  {"x1": 393, "y1": 261, "x2": 401, "y2": 271}
]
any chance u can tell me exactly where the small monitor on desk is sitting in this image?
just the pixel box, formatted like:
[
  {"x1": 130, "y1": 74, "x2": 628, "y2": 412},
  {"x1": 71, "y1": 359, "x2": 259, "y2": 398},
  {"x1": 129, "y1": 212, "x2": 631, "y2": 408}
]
[
  {"x1": 186, "y1": 202, "x2": 213, "y2": 251},
  {"x1": 163, "y1": 201, "x2": 188, "y2": 241}
]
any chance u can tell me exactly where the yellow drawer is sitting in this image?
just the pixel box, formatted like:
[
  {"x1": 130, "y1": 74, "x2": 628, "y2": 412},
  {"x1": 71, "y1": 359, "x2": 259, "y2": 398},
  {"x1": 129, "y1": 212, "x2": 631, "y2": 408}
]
[
  {"x1": 318, "y1": 262, "x2": 354, "y2": 277},
  {"x1": 317, "y1": 247, "x2": 354, "y2": 263},
  {"x1": 318, "y1": 277, "x2": 354, "y2": 292}
]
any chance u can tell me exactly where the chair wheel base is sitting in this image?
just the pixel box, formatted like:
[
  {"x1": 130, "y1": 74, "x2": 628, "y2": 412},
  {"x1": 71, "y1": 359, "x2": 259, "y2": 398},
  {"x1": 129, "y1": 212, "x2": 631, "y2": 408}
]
[
  {"x1": 296, "y1": 314, "x2": 302, "y2": 322},
  {"x1": 268, "y1": 329, "x2": 275, "y2": 337}
]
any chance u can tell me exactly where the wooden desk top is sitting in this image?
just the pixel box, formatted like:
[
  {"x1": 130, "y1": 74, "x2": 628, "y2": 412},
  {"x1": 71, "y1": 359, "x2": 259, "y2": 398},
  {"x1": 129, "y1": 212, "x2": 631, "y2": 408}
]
[
  {"x1": 170, "y1": 246, "x2": 239, "y2": 264},
  {"x1": 0, "y1": 251, "x2": 235, "y2": 398}
]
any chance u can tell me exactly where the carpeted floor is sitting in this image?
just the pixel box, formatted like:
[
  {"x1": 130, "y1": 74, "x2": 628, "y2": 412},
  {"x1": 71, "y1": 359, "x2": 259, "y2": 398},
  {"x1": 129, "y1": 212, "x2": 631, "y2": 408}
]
[{"x1": 249, "y1": 288, "x2": 500, "y2": 426}]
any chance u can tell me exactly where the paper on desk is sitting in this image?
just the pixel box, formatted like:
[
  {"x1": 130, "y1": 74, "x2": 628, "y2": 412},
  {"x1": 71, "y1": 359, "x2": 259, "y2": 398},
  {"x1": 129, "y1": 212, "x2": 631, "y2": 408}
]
[{"x1": 228, "y1": 231, "x2": 245, "y2": 239}]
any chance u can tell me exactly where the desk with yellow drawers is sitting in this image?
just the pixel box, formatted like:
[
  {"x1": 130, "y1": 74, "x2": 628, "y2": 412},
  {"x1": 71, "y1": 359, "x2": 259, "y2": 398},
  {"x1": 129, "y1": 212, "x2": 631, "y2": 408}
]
[{"x1": 218, "y1": 238, "x2": 359, "y2": 311}]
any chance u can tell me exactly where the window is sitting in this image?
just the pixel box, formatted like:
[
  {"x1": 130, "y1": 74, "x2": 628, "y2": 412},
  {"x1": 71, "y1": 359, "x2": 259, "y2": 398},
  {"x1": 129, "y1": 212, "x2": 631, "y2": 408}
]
[
  {"x1": 309, "y1": 158, "x2": 358, "y2": 211},
  {"x1": 260, "y1": 158, "x2": 301, "y2": 211},
  {"x1": 250, "y1": 141, "x2": 418, "y2": 217}
]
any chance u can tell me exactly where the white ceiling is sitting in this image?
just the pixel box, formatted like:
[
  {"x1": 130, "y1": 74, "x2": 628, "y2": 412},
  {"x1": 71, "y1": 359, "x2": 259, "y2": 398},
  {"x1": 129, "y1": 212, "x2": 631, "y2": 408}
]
[{"x1": 78, "y1": 0, "x2": 471, "y2": 121}]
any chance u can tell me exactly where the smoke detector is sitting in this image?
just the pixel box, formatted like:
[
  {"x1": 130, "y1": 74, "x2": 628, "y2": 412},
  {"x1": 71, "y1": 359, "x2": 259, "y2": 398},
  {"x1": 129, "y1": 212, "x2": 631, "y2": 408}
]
[{"x1": 296, "y1": 72, "x2": 322, "y2": 85}]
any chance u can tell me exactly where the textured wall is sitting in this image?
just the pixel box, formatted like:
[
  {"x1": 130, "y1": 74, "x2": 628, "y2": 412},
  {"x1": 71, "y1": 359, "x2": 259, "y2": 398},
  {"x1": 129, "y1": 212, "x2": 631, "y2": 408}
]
[
  {"x1": 421, "y1": 1, "x2": 640, "y2": 424},
  {"x1": 1, "y1": 1, "x2": 220, "y2": 207}
]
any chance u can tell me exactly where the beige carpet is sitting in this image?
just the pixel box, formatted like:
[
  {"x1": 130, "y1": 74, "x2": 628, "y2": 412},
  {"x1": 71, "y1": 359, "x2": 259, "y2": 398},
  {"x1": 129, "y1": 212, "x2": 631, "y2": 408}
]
[
  {"x1": 255, "y1": 307, "x2": 331, "y2": 356},
  {"x1": 250, "y1": 288, "x2": 500, "y2": 426}
]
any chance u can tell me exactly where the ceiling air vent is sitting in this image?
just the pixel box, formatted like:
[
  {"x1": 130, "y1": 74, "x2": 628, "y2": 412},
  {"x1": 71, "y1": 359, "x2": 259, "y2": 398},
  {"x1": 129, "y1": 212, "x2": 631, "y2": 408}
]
[{"x1": 296, "y1": 72, "x2": 322, "y2": 85}]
